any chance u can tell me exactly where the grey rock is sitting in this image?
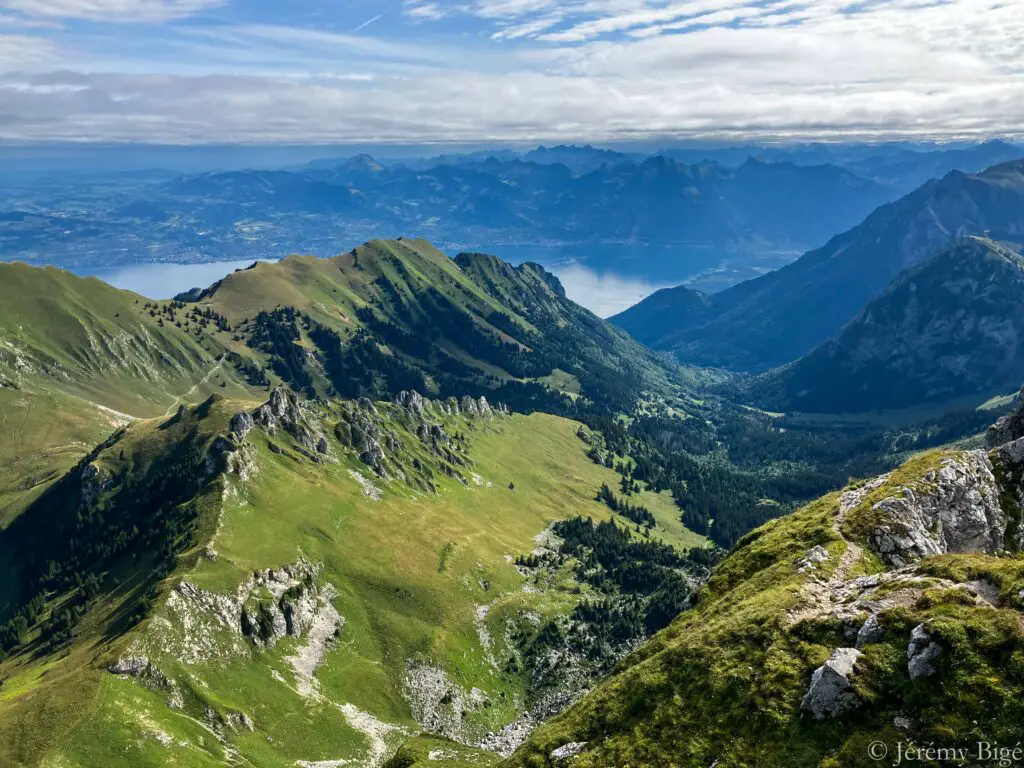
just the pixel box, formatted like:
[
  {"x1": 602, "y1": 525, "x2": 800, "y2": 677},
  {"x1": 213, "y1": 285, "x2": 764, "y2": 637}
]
[
  {"x1": 226, "y1": 712, "x2": 255, "y2": 732},
  {"x1": 856, "y1": 614, "x2": 884, "y2": 648},
  {"x1": 334, "y1": 421, "x2": 353, "y2": 446},
  {"x1": 395, "y1": 390, "x2": 426, "y2": 417},
  {"x1": 866, "y1": 452, "x2": 1006, "y2": 566},
  {"x1": 229, "y1": 411, "x2": 254, "y2": 441},
  {"x1": 550, "y1": 742, "x2": 588, "y2": 762},
  {"x1": 108, "y1": 655, "x2": 152, "y2": 676},
  {"x1": 800, "y1": 648, "x2": 862, "y2": 719},
  {"x1": 907, "y1": 624, "x2": 943, "y2": 679},
  {"x1": 797, "y1": 545, "x2": 831, "y2": 573},
  {"x1": 987, "y1": 389, "x2": 1024, "y2": 449},
  {"x1": 315, "y1": 437, "x2": 329, "y2": 455}
]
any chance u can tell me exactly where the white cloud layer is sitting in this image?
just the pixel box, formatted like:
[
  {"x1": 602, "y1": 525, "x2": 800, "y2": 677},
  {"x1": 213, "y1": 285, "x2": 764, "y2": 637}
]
[
  {"x1": 553, "y1": 265, "x2": 667, "y2": 318},
  {"x1": 0, "y1": 0, "x2": 1022, "y2": 143},
  {"x1": 1, "y1": 0, "x2": 225, "y2": 22}
]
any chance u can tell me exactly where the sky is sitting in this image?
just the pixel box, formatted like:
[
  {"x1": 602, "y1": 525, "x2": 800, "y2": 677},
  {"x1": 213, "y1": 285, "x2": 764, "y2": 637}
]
[{"x1": 1, "y1": 0, "x2": 1023, "y2": 144}]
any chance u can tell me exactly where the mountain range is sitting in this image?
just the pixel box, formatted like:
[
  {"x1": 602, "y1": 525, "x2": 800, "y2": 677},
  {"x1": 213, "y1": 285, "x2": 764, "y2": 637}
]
[
  {"x1": 612, "y1": 158, "x2": 1024, "y2": 372},
  {"x1": 0, "y1": 150, "x2": 911, "y2": 286},
  {"x1": 4, "y1": 133, "x2": 1024, "y2": 768},
  {"x1": 746, "y1": 238, "x2": 1024, "y2": 413},
  {"x1": 2, "y1": 231, "x2": 1006, "y2": 768}
]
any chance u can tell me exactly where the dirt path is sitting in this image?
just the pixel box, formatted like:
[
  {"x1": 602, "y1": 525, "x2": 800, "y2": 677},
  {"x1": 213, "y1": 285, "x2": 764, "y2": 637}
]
[
  {"x1": 163, "y1": 358, "x2": 226, "y2": 418},
  {"x1": 787, "y1": 474, "x2": 890, "y2": 625}
]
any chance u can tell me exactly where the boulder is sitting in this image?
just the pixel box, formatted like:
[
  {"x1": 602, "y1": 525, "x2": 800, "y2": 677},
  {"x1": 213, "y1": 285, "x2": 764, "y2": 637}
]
[
  {"x1": 550, "y1": 742, "x2": 588, "y2": 762},
  {"x1": 907, "y1": 624, "x2": 943, "y2": 679},
  {"x1": 800, "y1": 648, "x2": 862, "y2": 720},
  {"x1": 797, "y1": 545, "x2": 830, "y2": 573},
  {"x1": 856, "y1": 614, "x2": 884, "y2": 648}
]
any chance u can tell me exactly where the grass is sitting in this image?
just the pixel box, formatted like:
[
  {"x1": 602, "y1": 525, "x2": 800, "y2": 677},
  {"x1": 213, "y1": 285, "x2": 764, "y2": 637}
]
[
  {"x1": 0, "y1": 387, "x2": 116, "y2": 528},
  {"x1": 0, "y1": 395, "x2": 659, "y2": 768},
  {"x1": 507, "y1": 446, "x2": 1024, "y2": 768}
]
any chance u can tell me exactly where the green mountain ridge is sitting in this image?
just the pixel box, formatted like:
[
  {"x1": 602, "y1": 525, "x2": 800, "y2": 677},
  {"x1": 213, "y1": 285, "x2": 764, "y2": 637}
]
[
  {"x1": 745, "y1": 237, "x2": 1024, "y2": 413},
  {"x1": 611, "y1": 158, "x2": 1024, "y2": 371}
]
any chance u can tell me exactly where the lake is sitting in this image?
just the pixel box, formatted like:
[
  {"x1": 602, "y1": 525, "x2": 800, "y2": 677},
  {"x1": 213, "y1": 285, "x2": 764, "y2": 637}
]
[{"x1": 78, "y1": 259, "x2": 278, "y2": 301}]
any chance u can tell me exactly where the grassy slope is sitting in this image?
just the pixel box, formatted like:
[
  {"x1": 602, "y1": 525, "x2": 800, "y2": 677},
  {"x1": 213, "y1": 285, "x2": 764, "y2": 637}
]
[
  {"x1": 0, "y1": 262, "x2": 247, "y2": 417},
  {"x1": 198, "y1": 240, "x2": 690, "y2": 406},
  {"x1": 0, "y1": 393, "x2": 703, "y2": 768},
  {"x1": 0, "y1": 263, "x2": 259, "y2": 524},
  {"x1": 0, "y1": 399, "x2": 237, "y2": 767},
  {"x1": 509, "y1": 448, "x2": 1024, "y2": 768},
  {"x1": 202, "y1": 240, "x2": 527, "y2": 337}
]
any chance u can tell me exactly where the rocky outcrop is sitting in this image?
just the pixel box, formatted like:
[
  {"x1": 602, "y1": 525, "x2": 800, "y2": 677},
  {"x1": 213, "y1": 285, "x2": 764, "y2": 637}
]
[
  {"x1": 907, "y1": 624, "x2": 943, "y2": 679},
  {"x1": 800, "y1": 648, "x2": 862, "y2": 719},
  {"x1": 229, "y1": 410, "x2": 254, "y2": 441},
  {"x1": 987, "y1": 389, "x2": 1024, "y2": 448},
  {"x1": 254, "y1": 388, "x2": 328, "y2": 459},
  {"x1": 143, "y1": 559, "x2": 336, "y2": 664},
  {"x1": 80, "y1": 463, "x2": 114, "y2": 506},
  {"x1": 864, "y1": 452, "x2": 1008, "y2": 566}
]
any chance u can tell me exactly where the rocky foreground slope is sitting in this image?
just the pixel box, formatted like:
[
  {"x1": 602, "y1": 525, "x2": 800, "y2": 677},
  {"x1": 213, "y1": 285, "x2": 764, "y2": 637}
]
[{"x1": 504, "y1": 394, "x2": 1024, "y2": 768}]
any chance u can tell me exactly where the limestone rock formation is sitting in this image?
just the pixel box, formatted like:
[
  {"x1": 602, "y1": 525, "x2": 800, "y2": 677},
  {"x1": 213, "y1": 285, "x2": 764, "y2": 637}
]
[
  {"x1": 864, "y1": 452, "x2": 1007, "y2": 566},
  {"x1": 801, "y1": 648, "x2": 863, "y2": 719},
  {"x1": 855, "y1": 614, "x2": 884, "y2": 649},
  {"x1": 550, "y1": 742, "x2": 588, "y2": 762}
]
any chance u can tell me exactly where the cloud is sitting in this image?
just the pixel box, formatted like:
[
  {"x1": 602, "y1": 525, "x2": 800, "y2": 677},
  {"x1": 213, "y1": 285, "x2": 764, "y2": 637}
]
[
  {"x1": 0, "y1": 34, "x2": 58, "y2": 72},
  {"x1": 553, "y1": 265, "x2": 667, "y2": 317},
  {"x1": 1, "y1": 0, "x2": 226, "y2": 22},
  {"x1": 403, "y1": 1, "x2": 451, "y2": 21},
  {"x1": 0, "y1": 0, "x2": 1022, "y2": 143}
]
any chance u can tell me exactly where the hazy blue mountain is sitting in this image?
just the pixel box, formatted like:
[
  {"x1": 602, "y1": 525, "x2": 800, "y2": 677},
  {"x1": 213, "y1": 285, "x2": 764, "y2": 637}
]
[
  {"x1": 1, "y1": 154, "x2": 893, "y2": 281},
  {"x1": 612, "y1": 159, "x2": 1024, "y2": 371},
  {"x1": 745, "y1": 238, "x2": 1024, "y2": 412},
  {"x1": 658, "y1": 139, "x2": 1023, "y2": 195}
]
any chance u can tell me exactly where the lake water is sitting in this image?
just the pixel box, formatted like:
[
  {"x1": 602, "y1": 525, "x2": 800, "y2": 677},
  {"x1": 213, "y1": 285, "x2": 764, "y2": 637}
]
[{"x1": 78, "y1": 259, "x2": 278, "y2": 301}]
